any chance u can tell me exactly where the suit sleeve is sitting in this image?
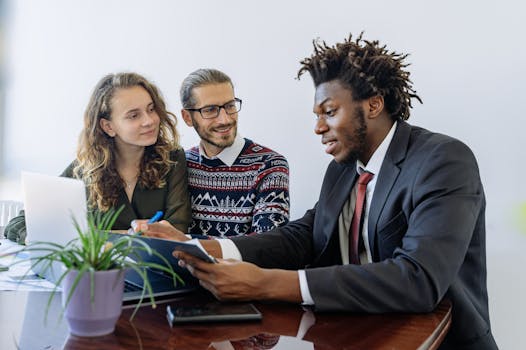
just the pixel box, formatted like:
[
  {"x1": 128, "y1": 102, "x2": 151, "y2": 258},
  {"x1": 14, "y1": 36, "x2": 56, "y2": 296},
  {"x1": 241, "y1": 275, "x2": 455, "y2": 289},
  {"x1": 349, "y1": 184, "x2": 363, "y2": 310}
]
[{"x1": 306, "y1": 139, "x2": 484, "y2": 313}]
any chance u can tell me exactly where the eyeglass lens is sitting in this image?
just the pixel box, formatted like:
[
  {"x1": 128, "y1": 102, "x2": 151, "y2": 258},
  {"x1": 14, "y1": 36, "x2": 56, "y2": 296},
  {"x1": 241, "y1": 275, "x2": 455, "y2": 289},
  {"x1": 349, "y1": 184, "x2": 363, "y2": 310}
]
[{"x1": 201, "y1": 100, "x2": 241, "y2": 119}]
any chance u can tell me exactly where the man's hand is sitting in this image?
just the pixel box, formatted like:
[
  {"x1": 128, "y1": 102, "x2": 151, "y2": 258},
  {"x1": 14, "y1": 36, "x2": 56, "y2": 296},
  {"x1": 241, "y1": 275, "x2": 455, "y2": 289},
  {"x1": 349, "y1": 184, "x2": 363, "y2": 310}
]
[
  {"x1": 173, "y1": 251, "x2": 302, "y2": 303},
  {"x1": 174, "y1": 251, "x2": 269, "y2": 301},
  {"x1": 131, "y1": 220, "x2": 190, "y2": 241}
]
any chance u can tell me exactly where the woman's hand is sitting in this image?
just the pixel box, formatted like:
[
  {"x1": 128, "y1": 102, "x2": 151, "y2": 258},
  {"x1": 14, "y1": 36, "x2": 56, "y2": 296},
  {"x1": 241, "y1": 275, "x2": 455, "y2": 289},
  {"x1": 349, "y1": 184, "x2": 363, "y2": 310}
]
[{"x1": 131, "y1": 220, "x2": 190, "y2": 241}]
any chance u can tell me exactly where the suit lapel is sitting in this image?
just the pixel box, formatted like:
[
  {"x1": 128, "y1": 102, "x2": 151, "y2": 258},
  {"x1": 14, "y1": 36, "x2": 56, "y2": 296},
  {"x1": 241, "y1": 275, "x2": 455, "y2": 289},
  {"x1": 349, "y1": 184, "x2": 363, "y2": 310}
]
[{"x1": 367, "y1": 122, "x2": 411, "y2": 258}]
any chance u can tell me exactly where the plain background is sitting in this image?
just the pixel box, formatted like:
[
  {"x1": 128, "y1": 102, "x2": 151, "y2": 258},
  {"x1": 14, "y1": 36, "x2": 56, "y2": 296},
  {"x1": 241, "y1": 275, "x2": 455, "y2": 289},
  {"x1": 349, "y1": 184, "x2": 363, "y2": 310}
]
[{"x1": 0, "y1": 1, "x2": 524, "y2": 348}]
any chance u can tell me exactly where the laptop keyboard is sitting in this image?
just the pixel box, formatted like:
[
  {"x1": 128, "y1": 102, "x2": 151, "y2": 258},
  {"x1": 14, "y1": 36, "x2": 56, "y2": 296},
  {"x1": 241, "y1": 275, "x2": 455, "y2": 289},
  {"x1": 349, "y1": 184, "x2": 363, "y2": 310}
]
[{"x1": 124, "y1": 281, "x2": 143, "y2": 292}]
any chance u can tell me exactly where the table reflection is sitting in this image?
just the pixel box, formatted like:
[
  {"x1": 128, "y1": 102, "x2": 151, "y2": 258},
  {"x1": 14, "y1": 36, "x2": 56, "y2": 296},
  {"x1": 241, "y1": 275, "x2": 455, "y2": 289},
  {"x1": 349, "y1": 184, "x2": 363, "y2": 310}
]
[{"x1": 3, "y1": 290, "x2": 450, "y2": 350}]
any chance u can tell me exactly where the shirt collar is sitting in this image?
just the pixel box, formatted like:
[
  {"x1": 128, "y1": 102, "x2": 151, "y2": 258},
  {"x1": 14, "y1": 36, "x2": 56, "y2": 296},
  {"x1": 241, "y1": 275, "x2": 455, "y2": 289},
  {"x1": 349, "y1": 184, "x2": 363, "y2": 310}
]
[
  {"x1": 356, "y1": 121, "x2": 397, "y2": 175},
  {"x1": 199, "y1": 135, "x2": 245, "y2": 167}
]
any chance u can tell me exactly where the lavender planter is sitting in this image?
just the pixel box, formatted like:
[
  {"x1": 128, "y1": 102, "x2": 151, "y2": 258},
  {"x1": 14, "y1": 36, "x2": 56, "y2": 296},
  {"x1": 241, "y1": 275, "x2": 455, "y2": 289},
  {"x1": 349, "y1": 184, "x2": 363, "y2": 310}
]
[{"x1": 62, "y1": 269, "x2": 125, "y2": 337}]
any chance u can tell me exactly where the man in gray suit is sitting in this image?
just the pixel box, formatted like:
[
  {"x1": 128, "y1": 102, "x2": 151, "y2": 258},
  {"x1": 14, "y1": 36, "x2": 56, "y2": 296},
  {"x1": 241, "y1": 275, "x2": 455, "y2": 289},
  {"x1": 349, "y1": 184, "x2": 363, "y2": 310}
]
[{"x1": 141, "y1": 33, "x2": 497, "y2": 349}]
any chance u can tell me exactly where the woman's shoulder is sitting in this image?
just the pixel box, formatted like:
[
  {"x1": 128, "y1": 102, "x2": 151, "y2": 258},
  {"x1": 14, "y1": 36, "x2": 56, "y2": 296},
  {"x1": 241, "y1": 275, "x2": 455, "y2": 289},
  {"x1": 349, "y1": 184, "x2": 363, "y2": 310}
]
[
  {"x1": 60, "y1": 160, "x2": 80, "y2": 178},
  {"x1": 164, "y1": 148, "x2": 188, "y2": 185},
  {"x1": 169, "y1": 148, "x2": 186, "y2": 162}
]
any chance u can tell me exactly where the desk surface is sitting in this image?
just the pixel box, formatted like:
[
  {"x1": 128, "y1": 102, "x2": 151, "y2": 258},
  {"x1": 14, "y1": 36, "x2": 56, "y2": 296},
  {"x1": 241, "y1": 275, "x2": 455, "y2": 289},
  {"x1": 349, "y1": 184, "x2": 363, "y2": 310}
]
[{"x1": 1, "y1": 290, "x2": 451, "y2": 350}]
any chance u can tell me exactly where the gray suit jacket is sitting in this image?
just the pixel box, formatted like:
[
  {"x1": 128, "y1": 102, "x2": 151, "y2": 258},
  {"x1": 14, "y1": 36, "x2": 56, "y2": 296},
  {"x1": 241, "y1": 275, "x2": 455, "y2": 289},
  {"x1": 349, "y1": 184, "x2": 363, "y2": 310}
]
[{"x1": 232, "y1": 121, "x2": 497, "y2": 349}]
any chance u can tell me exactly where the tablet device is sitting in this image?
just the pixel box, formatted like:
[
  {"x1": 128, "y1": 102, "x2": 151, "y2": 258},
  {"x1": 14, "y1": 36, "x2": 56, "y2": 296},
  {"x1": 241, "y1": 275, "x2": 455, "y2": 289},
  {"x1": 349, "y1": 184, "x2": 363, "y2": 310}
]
[
  {"x1": 136, "y1": 236, "x2": 217, "y2": 264},
  {"x1": 166, "y1": 301, "x2": 262, "y2": 325},
  {"x1": 109, "y1": 234, "x2": 217, "y2": 264}
]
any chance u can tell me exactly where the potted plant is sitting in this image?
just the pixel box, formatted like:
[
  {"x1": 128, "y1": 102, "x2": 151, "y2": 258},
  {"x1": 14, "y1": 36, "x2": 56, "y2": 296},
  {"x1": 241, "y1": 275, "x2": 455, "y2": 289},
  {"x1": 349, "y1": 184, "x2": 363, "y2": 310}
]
[{"x1": 12, "y1": 206, "x2": 183, "y2": 337}]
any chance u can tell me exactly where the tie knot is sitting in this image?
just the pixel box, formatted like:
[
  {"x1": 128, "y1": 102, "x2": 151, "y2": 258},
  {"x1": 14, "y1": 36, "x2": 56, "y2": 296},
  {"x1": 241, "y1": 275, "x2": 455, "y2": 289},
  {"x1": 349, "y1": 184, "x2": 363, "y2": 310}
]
[{"x1": 358, "y1": 171, "x2": 374, "y2": 185}]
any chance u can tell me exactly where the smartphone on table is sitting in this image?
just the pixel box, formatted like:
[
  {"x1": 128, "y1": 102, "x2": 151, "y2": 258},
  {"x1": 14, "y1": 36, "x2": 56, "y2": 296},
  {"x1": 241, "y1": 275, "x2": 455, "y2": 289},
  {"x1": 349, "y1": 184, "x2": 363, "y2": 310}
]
[{"x1": 166, "y1": 301, "x2": 262, "y2": 325}]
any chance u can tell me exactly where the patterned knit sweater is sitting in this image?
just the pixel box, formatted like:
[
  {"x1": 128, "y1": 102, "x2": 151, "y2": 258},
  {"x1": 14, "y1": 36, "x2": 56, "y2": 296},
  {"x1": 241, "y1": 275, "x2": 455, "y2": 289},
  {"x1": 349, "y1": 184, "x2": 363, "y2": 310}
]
[{"x1": 185, "y1": 138, "x2": 290, "y2": 237}]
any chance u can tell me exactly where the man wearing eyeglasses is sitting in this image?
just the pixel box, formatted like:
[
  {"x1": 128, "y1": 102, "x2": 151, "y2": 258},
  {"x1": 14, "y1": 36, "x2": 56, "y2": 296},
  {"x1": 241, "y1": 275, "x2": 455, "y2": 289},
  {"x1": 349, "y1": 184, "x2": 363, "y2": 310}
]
[{"x1": 179, "y1": 68, "x2": 290, "y2": 237}]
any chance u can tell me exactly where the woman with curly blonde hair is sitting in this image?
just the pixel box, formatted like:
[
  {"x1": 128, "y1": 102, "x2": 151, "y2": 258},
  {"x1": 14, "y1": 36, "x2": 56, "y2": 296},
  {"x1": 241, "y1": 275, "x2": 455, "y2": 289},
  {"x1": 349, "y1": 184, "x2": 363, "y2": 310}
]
[{"x1": 5, "y1": 72, "x2": 191, "y2": 243}]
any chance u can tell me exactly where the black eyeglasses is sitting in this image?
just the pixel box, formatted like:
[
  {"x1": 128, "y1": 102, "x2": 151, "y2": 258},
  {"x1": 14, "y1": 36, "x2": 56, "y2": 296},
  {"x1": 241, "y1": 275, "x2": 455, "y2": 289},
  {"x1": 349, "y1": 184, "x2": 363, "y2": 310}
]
[{"x1": 185, "y1": 98, "x2": 242, "y2": 119}]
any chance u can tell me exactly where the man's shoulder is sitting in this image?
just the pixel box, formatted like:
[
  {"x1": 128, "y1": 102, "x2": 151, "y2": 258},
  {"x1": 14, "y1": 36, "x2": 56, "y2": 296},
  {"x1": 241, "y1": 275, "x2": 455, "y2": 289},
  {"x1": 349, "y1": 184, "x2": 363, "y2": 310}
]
[
  {"x1": 240, "y1": 139, "x2": 288, "y2": 165},
  {"x1": 402, "y1": 122, "x2": 477, "y2": 166},
  {"x1": 407, "y1": 123, "x2": 472, "y2": 153},
  {"x1": 184, "y1": 145, "x2": 200, "y2": 163}
]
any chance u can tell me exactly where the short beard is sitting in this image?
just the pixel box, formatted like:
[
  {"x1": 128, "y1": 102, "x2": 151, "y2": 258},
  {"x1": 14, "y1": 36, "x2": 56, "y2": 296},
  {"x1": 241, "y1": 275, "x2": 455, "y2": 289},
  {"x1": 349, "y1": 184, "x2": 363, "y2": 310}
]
[
  {"x1": 341, "y1": 106, "x2": 367, "y2": 165},
  {"x1": 192, "y1": 115, "x2": 237, "y2": 149},
  {"x1": 203, "y1": 131, "x2": 237, "y2": 149}
]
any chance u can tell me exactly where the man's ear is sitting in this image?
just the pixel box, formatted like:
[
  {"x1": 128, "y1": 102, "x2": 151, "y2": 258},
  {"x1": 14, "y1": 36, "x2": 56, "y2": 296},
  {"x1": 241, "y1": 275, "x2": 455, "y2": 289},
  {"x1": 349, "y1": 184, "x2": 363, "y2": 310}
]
[
  {"x1": 367, "y1": 95, "x2": 384, "y2": 119},
  {"x1": 99, "y1": 118, "x2": 116, "y2": 137},
  {"x1": 181, "y1": 109, "x2": 194, "y2": 127}
]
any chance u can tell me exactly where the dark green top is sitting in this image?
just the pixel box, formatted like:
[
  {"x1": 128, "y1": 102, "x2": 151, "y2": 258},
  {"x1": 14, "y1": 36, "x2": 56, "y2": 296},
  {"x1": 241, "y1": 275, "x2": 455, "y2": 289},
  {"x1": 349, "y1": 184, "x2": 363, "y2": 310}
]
[{"x1": 4, "y1": 149, "x2": 191, "y2": 244}]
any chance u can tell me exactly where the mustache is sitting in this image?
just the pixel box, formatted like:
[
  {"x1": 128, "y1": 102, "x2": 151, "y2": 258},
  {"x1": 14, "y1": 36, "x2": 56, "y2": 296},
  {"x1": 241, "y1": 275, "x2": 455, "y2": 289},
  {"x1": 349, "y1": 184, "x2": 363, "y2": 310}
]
[
  {"x1": 212, "y1": 122, "x2": 236, "y2": 130},
  {"x1": 321, "y1": 135, "x2": 337, "y2": 145}
]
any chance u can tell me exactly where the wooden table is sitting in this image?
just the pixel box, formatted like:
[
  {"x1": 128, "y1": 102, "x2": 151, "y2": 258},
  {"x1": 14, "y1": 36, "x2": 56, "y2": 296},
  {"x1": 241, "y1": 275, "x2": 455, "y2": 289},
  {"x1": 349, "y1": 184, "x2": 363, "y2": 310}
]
[{"x1": 1, "y1": 290, "x2": 451, "y2": 350}]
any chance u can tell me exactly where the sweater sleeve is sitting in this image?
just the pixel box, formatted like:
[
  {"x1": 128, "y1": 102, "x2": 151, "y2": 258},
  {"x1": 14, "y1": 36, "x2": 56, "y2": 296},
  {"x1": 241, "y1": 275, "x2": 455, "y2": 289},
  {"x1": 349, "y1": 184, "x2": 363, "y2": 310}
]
[
  {"x1": 250, "y1": 154, "x2": 290, "y2": 233},
  {"x1": 3, "y1": 210, "x2": 27, "y2": 244}
]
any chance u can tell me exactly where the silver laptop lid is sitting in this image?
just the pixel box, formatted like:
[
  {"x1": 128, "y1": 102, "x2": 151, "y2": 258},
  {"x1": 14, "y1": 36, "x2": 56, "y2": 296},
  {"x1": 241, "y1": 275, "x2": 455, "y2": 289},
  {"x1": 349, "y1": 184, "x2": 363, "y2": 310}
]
[{"x1": 22, "y1": 171, "x2": 88, "y2": 282}]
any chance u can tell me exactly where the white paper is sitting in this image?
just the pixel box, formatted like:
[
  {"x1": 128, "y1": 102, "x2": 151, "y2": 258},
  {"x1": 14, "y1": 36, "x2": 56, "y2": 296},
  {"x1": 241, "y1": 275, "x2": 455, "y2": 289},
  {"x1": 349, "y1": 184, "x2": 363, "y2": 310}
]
[{"x1": 0, "y1": 239, "x2": 59, "y2": 291}]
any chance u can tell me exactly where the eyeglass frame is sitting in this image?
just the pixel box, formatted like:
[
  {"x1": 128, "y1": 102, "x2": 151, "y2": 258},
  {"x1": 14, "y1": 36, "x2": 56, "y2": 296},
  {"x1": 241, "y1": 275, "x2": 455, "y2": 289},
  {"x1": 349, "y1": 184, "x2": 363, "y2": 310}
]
[{"x1": 185, "y1": 98, "x2": 242, "y2": 119}]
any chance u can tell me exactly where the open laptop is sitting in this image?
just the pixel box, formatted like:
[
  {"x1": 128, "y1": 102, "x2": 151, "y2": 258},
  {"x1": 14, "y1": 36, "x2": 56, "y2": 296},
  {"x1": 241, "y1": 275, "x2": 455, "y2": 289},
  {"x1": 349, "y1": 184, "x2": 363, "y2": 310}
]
[
  {"x1": 22, "y1": 171, "x2": 197, "y2": 301},
  {"x1": 22, "y1": 171, "x2": 88, "y2": 283},
  {"x1": 109, "y1": 234, "x2": 199, "y2": 302}
]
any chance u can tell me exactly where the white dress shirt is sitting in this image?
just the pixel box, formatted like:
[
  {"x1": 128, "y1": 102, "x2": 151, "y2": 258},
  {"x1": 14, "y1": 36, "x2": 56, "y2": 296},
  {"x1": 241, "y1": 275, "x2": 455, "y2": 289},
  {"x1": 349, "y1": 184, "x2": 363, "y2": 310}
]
[{"x1": 198, "y1": 134, "x2": 245, "y2": 166}]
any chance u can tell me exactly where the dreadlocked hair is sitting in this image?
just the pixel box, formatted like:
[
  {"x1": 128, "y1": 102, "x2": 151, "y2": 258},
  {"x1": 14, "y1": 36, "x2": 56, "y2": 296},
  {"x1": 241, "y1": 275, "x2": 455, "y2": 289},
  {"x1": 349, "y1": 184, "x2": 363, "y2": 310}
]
[{"x1": 297, "y1": 32, "x2": 422, "y2": 121}]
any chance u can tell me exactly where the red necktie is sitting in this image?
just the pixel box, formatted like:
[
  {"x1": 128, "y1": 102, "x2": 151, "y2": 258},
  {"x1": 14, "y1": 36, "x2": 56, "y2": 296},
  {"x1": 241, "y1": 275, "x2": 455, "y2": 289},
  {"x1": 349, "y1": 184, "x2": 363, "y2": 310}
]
[{"x1": 349, "y1": 171, "x2": 374, "y2": 264}]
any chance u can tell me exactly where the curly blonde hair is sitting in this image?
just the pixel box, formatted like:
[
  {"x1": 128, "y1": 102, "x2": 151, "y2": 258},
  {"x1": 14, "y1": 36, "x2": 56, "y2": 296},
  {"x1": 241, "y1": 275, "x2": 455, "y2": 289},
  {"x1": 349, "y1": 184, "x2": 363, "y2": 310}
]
[{"x1": 74, "y1": 72, "x2": 180, "y2": 211}]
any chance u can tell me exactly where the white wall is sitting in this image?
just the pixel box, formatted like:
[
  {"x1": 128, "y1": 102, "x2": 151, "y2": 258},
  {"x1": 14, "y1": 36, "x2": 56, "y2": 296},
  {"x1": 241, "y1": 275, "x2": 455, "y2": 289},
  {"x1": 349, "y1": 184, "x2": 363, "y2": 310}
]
[{"x1": 1, "y1": 1, "x2": 524, "y2": 348}]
